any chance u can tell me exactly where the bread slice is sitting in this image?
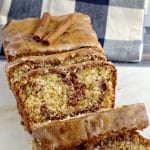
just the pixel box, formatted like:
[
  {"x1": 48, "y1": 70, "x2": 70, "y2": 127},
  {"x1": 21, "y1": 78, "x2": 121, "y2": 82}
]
[
  {"x1": 5, "y1": 47, "x2": 106, "y2": 86},
  {"x1": 93, "y1": 131, "x2": 150, "y2": 150},
  {"x1": 12, "y1": 61, "x2": 116, "y2": 132},
  {"x1": 32, "y1": 103, "x2": 148, "y2": 150},
  {"x1": 2, "y1": 13, "x2": 100, "y2": 61},
  {"x1": 72, "y1": 131, "x2": 150, "y2": 150}
]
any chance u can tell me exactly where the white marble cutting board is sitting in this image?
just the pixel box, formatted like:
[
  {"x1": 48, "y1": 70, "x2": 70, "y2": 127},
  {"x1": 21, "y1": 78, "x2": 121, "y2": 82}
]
[{"x1": 0, "y1": 60, "x2": 150, "y2": 150}]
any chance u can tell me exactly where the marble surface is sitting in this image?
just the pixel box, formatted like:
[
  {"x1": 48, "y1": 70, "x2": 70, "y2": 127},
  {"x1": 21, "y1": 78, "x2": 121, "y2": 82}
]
[{"x1": 0, "y1": 60, "x2": 150, "y2": 150}]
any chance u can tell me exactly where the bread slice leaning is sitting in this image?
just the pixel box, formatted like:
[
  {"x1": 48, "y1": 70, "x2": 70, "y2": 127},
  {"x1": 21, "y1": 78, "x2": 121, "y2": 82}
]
[
  {"x1": 12, "y1": 61, "x2": 116, "y2": 132},
  {"x1": 72, "y1": 131, "x2": 150, "y2": 150},
  {"x1": 32, "y1": 103, "x2": 148, "y2": 150},
  {"x1": 5, "y1": 47, "x2": 106, "y2": 87}
]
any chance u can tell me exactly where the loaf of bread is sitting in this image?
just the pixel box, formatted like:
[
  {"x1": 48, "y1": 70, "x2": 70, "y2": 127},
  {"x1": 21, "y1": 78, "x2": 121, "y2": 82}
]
[
  {"x1": 5, "y1": 47, "x2": 106, "y2": 86},
  {"x1": 2, "y1": 13, "x2": 100, "y2": 61},
  {"x1": 2, "y1": 12, "x2": 149, "y2": 150},
  {"x1": 32, "y1": 103, "x2": 148, "y2": 149},
  {"x1": 12, "y1": 61, "x2": 116, "y2": 132},
  {"x1": 72, "y1": 131, "x2": 150, "y2": 150}
]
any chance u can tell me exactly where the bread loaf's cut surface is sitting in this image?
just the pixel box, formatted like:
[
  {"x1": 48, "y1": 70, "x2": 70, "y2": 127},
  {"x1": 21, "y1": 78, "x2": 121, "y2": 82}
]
[
  {"x1": 93, "y1": 131, "x2": 150, "y2": 150},
  {"x1": 32, "y1": 103, "x2": 148, "y2": 150},
  {"x1": 5, "y1": 47, "x2": 106, "y2": 85},
  {"x1": 72, "y1": 131, "x2": 150, "y2": 150},
  {"x1": 2, "y1": 13, "x2": 100, "y2": 61},
  {"x1": 13, "y1": 61, "x2": 116, "y2": 132}
]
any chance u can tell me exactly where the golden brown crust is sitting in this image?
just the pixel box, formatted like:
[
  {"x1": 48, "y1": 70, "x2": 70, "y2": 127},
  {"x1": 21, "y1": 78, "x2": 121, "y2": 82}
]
[
  {"x1": 12, "y1": 61, "x2": 116, "y2": 133},
  {"x1": 32, "y1": 103, "x2": 149, "y2": 150},
  {"x1": 5, "y1": 47, "x2": 106, "y2": 86},
  {"x1": 2, "y1": 13, "x2": 100, "y2": 61}
]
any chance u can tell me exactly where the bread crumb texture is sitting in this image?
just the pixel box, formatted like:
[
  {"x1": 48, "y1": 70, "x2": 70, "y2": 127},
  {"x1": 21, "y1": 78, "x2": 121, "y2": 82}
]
[{"x1": 16, "y1": 66, "x2": 114, "y2": 124}]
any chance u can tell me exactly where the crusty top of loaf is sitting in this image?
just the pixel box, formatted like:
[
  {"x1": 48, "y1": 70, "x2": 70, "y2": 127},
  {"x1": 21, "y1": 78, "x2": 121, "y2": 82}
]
[{"x1": 2, "y1": 13, "x2": 100, "y2": 61}]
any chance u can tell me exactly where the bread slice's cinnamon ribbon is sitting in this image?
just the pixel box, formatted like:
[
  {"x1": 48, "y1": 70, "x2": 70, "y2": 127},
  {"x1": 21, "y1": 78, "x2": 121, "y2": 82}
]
[
  {"x1": 43, "y1": 14, "x2": 76, "y2": 45},
  {"x1": 33, "y1": 12, "x2": 51, "y2": 41}
]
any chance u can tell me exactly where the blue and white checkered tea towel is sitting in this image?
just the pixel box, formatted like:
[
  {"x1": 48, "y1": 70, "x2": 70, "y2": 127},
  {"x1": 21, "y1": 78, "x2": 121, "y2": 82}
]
[
  {"x1": 0, "y1": 0, "x2": 146, "y2": 62},
  {"x1": 144, "y1": 0, "x2": 150, "y2": 60}
]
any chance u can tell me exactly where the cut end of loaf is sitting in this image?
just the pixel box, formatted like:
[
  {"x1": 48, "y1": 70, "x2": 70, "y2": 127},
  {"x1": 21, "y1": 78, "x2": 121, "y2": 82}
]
[
  {"x1": 94, "y1": 131, "x2": 150, "y2": 150},
  {"x1": 13, "y1": 61, "x2": 116, "y2": 129},
  {"x1": 71, "y1": 131, "x2": 150, "y2": 150}
]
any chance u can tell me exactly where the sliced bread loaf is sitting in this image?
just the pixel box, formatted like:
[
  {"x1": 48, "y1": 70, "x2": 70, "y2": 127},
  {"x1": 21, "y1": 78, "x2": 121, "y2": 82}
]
[{"x1": 2, "y1": 12, "x2": 149, "y2": 150}]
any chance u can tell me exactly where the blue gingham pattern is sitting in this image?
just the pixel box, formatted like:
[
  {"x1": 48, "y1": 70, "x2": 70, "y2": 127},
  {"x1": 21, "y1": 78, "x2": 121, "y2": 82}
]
[
  {"x1": 0, "y1": 0, "x2": 146, "y2": 62},
  {"x1": 144, "y1": 1, "x2": 150, "y2": 60}
]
